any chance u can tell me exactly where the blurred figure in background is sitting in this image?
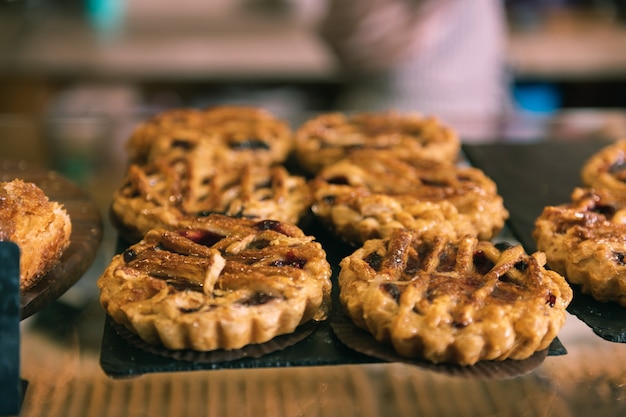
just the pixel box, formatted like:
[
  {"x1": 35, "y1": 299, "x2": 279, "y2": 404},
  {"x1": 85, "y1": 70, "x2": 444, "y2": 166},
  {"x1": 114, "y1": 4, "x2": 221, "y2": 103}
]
[{"x1": 318, "y1": 0, "x2": 512, "y2": 129}]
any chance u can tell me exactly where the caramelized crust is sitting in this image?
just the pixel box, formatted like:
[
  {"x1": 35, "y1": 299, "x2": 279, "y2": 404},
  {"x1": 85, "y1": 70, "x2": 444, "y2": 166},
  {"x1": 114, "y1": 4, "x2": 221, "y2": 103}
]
[
  {"x1": 339, "y1": 230, "x2": 572, "y2": 365},
  {"x1": 111, "y1": 161, "x2": 312, "y2": 241},
  {"x1": 98, "y1": 214, "x2": 332, "y2": 351},
  {"x1": 0, "y1": 179, "x2": 72, "y2": 290},
  {"x1": 126, "y1": 105, "x2": 293, "y2": 167},
  {"x1": 310, "y1": 150, "x2": 508, "y2": 245},
  {"x1": 294, "y1": 111, "x2": 459, "y2": 173},
  {"x1": 581, "y1": 139, "x2": 626, "y2": 200},
  {"x1": 534, "y1": 187, "x2": 626, "y2": 306}
]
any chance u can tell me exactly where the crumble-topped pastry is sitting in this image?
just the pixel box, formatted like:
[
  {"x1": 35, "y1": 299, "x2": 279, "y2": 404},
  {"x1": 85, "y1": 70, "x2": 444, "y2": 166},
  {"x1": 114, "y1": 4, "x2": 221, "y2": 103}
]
[
  {"x1": 126, "y1": 105, "x2": 294, "y2": 168},
  {"x1": 111, "y1": 160, "x2": 312, "y2": 242},
  {"x1": 310, "y1": 150, "x2": 508, "y2": 245},
  {"x1": 98, "y1": 214, "x2": 332, "y2": 351},
  {"x1": 0, "y1": 179, "x2": 72, "y2": 290},
  {"x1": 338, "y1": 229, "x2": 572, "y2": 365},
  {"x1": 534, "y1": 187, "x2": 626, "y2": 306},
  {"x1": 294, "y1": 111, "x2": 460, "y2": 173}
]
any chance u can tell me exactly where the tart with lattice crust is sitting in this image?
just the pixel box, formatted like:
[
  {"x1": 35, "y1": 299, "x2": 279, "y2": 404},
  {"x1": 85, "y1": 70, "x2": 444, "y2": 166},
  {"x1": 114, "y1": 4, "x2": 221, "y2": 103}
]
[
  {"x1": 111, "y1": 160, "x2": 312, "y2": 242},
  {"x1": 338, "y1": 229, "x2": 572, "y2": 365},
  {"x1": 310, "y1": 150, "x2": 508, "y2": 245},
  {"x1": 294, "y1": 111, "x2": 459, "y2": 174},
  {"x1": 126, "y1": 105, "x2": 293, "y2": 168},
  {"x1": 98, "y1": 214, "x2": 332, "y2": 351},
  {"x1": 533, "y1": 187, "x2": 626, "y2": 306},
  {"x1": 581, "y1": 139, "x2": 626, "y2": 200}
]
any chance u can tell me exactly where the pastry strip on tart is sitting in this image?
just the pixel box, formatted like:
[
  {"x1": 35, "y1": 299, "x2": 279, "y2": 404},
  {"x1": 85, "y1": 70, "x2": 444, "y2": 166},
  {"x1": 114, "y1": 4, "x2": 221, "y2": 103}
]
[
  {"x1": 111, "y1": 160, "x2": 312, "y2": 242},
  {"x1": 533, "y1": 187, "x2": 626, "y2": 306},
  {"x1": 126, "y1": 105, "x2": 294, "y2": 168},
  {"x1": 0, "y1": 179, "x2": 72, "y2": 290},
  {"x1": 98, "y1": 214, "x2": 332, "y2": 351},
  {"x1": 310, "y1": 150, "x2": 509, "y2": 245},
  {"x1": 338, "y1": 229, "x2": 572, "y2": 366},
  {"x1": 294, "y1": 111, "x2": 460, "y2": 174}
]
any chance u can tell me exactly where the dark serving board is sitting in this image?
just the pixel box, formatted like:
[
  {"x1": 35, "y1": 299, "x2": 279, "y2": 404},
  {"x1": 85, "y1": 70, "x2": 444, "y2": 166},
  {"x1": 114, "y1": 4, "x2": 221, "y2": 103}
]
[
  {"x1": 462, "y1": 141, "x2": 626, "y2": 343},
  {"x1": 0, "y1": 160, "x2": 103, "y2": 319},
  {"x1": 100, "y1": 218, "x2": 565, "y2": 379}
]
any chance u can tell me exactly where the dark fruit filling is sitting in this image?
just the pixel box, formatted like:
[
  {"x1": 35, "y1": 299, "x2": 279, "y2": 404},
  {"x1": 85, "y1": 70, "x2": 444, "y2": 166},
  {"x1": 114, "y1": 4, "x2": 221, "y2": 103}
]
[
  {"x1": 364, "y1": 252, "x2": 383, "y2": 271},
  {"x1": 240, "y1": 292, "x2": 277, "y2": 306},
  {"x1": 547, "y1": 293, "x2": 557, "y2": 307},
  {"x1": 473, "y1": 250, "x2": 495, "y2": 275},
  {"x1": 495, "y1": 241, "x2": 514, "y2": 251},
  {"x1": 269, "y1": 251, "x2": 306, "y2": 269},
  {"x1": 514, "y1": 260, "x2": 528, "y2": 271},
  {"x1": 178, "y1": 230, "x2": 225, "y2": 247},
  {"x1": 123, "y1": 248, "x2": 138, "y2": 263},
  {"x1": 592, "y1": 204, "x2": 617, "y2": 218},
  {"x1": 255, "y1": 219, "x2": 282, "y2": 232},
  {"x1": 614, "y1": 251, "x2": 626, "y2": 266},
  {"x1": 380, "y1": 282, "x2": 401, "y2": 303},
  {"x1": 172, "y1": 139, "x2": 194, "y2": 151},
  {"x1": 327, "y1": 176, "x2": 350, "y2": 185},
  {"x1": 230, "y1": 139, "x2": 270, "y2": 151},
  {"x1": 420, "y1": 177, "x2": 448, "y2": 187}
]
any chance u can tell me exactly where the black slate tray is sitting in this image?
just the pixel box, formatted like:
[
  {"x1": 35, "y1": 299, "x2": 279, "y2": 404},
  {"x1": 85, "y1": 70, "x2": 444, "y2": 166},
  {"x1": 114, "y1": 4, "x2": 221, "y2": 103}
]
[
  {"x1": 463, "y1": 141, "x2": 626, "y2": 343},
  {"x1": 100, "y1": 211, "x2": 568, "y2": 378}
]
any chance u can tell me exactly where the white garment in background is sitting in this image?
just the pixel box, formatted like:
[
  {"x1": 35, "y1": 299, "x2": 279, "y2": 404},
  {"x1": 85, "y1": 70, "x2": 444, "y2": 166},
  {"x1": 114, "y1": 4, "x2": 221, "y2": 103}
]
[{"x1": 319, "y1": 0, "x2": 511, "y2": 120}]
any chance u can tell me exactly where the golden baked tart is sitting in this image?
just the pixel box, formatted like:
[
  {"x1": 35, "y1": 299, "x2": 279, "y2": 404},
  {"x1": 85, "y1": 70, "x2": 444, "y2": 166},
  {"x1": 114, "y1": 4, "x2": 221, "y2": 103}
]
[
  {"x1": 126, "y1": 105, "x2": 293, "y2": 168},
  {"x1": 0, "y1": 179, "x2": 72, "y2": 290},
  {"x1": 310, "y1": 150, "x2": 508, "y2": 245},
  {"x1": 338, "y1": 229, "x2": 572, "y2": 365},
  {"x1": 534, "y1": 187, "x2": 626, "y2": 306},
  {"x1": 294, "y1": 111, "x2": 460, "y2": 173},
  {"x1": 98, "y1": 214, "x2": 332, "y2": 351},
  {"x1": 111, "y1": 160, "x2": 312, "y2": 242},
  {"x1": 581, "y1": 139, "x2": 626, "y2": 200}
]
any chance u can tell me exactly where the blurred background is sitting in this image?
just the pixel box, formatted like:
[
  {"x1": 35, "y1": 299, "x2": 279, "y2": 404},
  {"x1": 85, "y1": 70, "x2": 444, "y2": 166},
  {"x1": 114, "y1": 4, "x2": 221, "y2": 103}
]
[
  {"x1": 1, "y1": 0, "x2": 626, "y2": 229},
  {"x1": 2, "y1": 0, "x2": 626, "y2": 209},
  {"x1": 1, "y1": 0, "x2": 626, "y2": 172}
]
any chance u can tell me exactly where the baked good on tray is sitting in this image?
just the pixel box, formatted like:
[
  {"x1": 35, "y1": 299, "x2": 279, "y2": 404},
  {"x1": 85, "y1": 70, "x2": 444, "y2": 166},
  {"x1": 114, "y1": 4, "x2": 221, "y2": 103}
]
[
  {"x1": 294, "y1": 111, "x2": 459, "y2": 174},
  {"x1": 310, "y1": 150, "x2": 508, "y2": 245},
  {"x1": 111, "y1": 160, "x2": 312, "y2": 242},
  {"x1": 98, "y1": 214, "x2": 332, "y2": 351},
  {"x1": 338, "y1": 229, "x2": 572, "y2": 365},
  {"x1": 0, "y1": 179, "x2": 72, "y2": 290},
  {"x1": 581, "y1": 139, "x2": 626, "y2": 200},
  {"x1": 534, "y1": 187, "x2": 626, "y2": 306},
  {"x1": 126, "y1": 105, "x2": 293, "y2": 168}
]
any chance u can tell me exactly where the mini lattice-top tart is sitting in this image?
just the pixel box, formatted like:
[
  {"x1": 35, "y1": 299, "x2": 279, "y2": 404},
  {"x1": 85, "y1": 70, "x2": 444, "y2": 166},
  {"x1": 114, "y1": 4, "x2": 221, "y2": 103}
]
[
  {"x1": 533, "y1": 187, "x2": 626, "y2": 306},
  {"x1": 294, "y1": 111, "x2": 459, "y2": 173},
  {"x1": 581, "y1": 139, "x2": 626, "y2": 200},
  {"x1": 98, "y1": 214, "x2": 332, "y2": 351},
  {"x1": 310, "y1": 150, "x2": 508, "y2": 245},
  {"x1": 111, "y1": 160, "x2": 312, "y2": 242},
  {"x1": 338, "y1": 229, "x2": 572, "y2": 365},
  {"x1": 126, "y1": 105, "x2": 294, "y2": 168}
]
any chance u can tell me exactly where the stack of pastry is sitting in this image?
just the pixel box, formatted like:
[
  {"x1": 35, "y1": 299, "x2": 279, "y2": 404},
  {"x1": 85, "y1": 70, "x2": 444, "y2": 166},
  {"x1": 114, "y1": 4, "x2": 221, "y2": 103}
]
[
  {"x1": 100, "y1": 106, "x2": 332, "y2": 354},
  {"x1": 534, "y1": 139, "x2": 626, "y2": 307},
  {"x1": 295, "y1": 111, "x2": 572, "y2": 366}
]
